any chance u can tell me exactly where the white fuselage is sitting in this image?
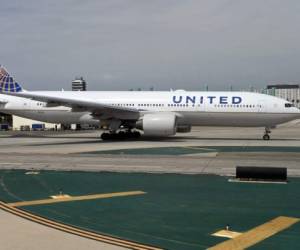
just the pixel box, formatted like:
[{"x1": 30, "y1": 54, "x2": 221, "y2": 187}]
[{"x1": 0, "y1": 90, "x2": 299, "y2": 127}]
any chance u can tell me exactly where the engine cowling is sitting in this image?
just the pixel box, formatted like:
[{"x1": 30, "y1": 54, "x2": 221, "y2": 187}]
[{"x1": 136, "y1": 113, "x2": 177, "y2": 136}]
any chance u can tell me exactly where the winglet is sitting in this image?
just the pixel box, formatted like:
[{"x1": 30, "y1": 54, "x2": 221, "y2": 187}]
[{"x1": 0, "y1": 65, "x2": 24, "y2": 93}]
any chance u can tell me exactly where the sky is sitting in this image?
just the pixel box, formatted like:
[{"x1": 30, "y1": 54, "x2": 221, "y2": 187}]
[{"x1": 1, "y1": 0, "x2": 300, "y2": 91}]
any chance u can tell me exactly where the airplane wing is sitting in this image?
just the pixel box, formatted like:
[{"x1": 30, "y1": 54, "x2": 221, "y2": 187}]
[{"x1": 4, "y1": 92, "x2": 140, "y2": 120}]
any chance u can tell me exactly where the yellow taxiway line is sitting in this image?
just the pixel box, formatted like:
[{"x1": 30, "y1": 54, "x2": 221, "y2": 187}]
[
  {"x1": 8, "y1": 191, "x2": 146, "y2": 207},
  {"x1": 0, "y1": 200, "x2": 161, "y2": 250},
  {"x1": 208, "y1": 216, "x2": 300, "y2": 250}
]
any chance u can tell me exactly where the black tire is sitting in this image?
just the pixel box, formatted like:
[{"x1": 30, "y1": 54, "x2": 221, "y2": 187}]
[
  {"x1": 110, "y1": 133, "x2": 119, "y2": 140},
  {"x1": 118, "y1": 131, "x2": 126, "y2": 139},
  {"x1": 263, "y1": 134, "x2": 270, "y2": 140},
  {"x1": 101, "y1": 133, "x2": 110, "y2": 140},
  {"x1": 132, "y1": 131, "x2": 141, "y2": 138}
]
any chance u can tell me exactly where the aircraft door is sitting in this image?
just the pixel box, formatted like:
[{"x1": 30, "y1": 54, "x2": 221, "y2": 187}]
[
  {"x1": 23, "y1": 99, "x2": 32, "y2": 110},
  {"x1": 257, "y1": 100, "x2": 266, "y2": 112}
]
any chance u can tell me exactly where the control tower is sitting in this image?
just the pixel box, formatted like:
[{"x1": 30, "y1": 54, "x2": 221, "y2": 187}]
[{"x1": 72, "y1": 77, "x2": 87, "y2": 91}]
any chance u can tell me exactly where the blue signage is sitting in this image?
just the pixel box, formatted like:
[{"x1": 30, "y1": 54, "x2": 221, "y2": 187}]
[{"x1": 172, "y1": 95, "x2": 242, "y2": 104}]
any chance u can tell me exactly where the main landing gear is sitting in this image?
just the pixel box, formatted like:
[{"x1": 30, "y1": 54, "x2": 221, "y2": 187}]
[
  {"x1": 101, "y1": 130, "x2": 141, "y2": 140},
  {"x1": 262, "y1": 127, "x2": 271, "y2": 140}
]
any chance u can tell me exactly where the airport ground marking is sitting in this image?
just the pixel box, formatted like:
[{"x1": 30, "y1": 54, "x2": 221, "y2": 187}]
[
  {"x1": 0, "y1": 201, "x2": 162, "y2": 250},
  {"x1": 212, "y1": 230, "x2": 242, "y2": 239},
  {"x1": 208, "y1": 216, "x2": 300, "y2": 250},
  {"x1": 7, "y1": 190, "x2": 146, "y2": 207}
]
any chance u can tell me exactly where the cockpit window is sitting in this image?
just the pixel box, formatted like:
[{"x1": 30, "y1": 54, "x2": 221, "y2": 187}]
[{"x1": 285, "y1": 103, "x2": 294, "y2": 108}]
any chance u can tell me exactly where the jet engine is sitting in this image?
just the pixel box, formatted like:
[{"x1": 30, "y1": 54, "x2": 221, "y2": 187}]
[{"x1": 136, "y1": 113, "x2": 177, "y2": 136}]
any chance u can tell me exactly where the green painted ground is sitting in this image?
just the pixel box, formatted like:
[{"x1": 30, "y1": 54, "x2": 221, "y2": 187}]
[
  {"x1": 82, "y1": 146, "x2": 300, "y2": 155},
  {"x1": 0, "y1": 170, "x2": 300, "y2": 249}
]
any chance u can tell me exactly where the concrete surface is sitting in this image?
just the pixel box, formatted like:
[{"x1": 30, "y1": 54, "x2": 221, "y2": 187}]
[
  {"x1": 0, "y1": 123, "x2": 299, "y2": 250},
  {"x1": 0, "y1": 209, "x2": 126, "y2": 250},
  {"x1": 0, "y1": 125, "x2": 299, "y2": 176}
]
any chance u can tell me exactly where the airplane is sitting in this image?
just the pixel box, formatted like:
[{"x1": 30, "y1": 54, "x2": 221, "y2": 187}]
[{"x1": 0, "y1": 65, "x2": 299, "y2": 140}]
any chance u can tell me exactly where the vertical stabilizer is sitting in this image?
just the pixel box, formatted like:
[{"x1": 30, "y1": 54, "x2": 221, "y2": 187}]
[{"x1": 0, "y1": 65, "x2": 23, "y2": 92}]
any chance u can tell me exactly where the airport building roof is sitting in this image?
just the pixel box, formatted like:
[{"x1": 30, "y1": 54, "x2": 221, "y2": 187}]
[{"x1": 267, "y1": 84, "x2": 300, "y2": 89}]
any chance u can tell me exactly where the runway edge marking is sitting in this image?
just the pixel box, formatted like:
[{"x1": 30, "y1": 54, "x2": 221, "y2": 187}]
[
  {"x1": 0, "y1": 201, "x2": 162, "y2": 250},
  {"x1": 207, "y1": 216, "x2": 300, "y2": 250}
]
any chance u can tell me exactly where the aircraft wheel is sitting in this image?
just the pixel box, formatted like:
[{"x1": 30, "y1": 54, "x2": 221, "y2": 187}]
[
  {"x1": 118, "y1": 131, "x2": 126, "y2": 139},
  {"x1": 101, "y1": 131, "x2": 141, "y2": 140},
  {"x1": 132, "y1": 131, "x2": 141, "y2": 138},
  {"x1": 263, "y1": 134, "x2": 270, "y2": 140},
  {"x1": 101, "y1": 132, "x2": 111, "y2": 140}
]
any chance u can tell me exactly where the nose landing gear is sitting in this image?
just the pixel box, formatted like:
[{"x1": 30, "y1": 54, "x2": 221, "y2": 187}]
[{"x1": 263, "y1": 127, "x2": 271, "y2": 140}]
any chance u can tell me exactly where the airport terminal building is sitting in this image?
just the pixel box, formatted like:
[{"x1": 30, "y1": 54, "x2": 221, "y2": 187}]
[{"x1": 266, "y1": 84, "x2": 300, "y2": 108}]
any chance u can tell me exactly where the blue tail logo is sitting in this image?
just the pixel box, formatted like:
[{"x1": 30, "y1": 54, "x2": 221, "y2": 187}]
[{"x1": 0, "y1": 65, "x2": 23, "y2": 92}]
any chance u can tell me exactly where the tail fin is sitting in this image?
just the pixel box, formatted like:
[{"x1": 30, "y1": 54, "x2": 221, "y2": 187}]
[{"x1": 0, "y1": 65, "x2": 23, "y2": 93}]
